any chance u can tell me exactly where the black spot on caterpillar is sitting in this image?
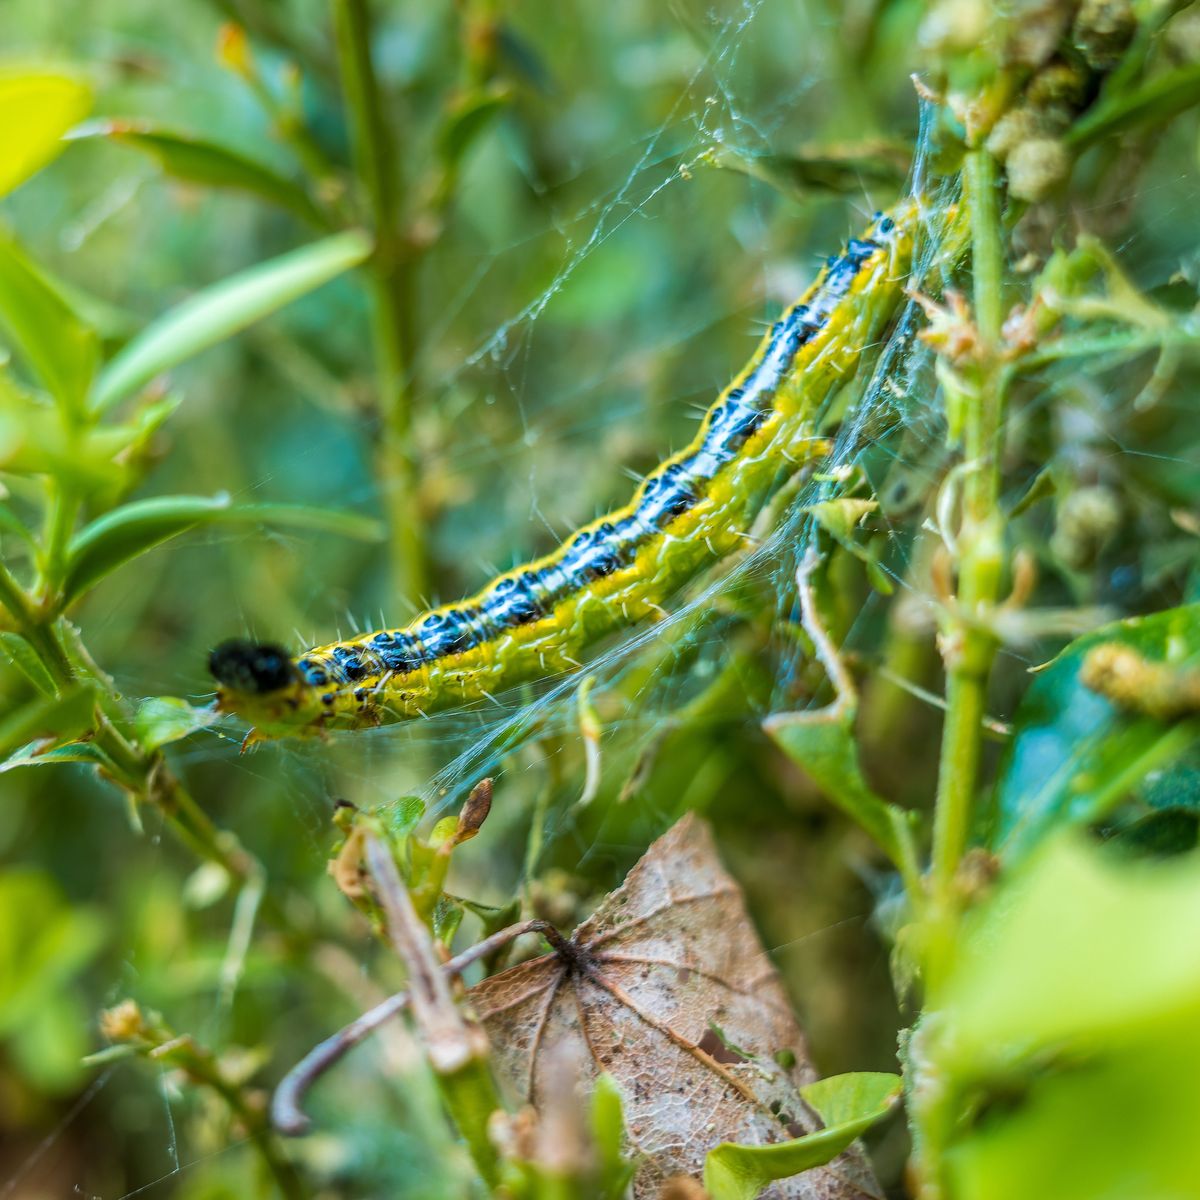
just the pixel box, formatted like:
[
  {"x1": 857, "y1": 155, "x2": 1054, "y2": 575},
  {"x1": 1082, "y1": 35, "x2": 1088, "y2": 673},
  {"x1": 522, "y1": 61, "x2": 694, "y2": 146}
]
[{"x1": 210, "y1": 206, "x2": 916, "y2": 738}]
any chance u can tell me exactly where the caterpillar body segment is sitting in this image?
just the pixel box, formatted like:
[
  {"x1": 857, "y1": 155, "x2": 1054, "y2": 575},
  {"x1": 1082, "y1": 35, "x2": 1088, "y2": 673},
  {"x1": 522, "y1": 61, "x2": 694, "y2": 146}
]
[{"x1": 210, "y1": 205, "x2": 917, "y2": 737}]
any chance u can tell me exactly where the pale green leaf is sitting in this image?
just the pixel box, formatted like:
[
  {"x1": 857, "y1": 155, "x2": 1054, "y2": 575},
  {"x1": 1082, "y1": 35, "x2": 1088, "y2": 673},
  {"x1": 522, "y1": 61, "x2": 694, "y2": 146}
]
[
  {"x1": 704, "y1": 1072, "x2": 901, "y2": 1200},
  {"x1": 134, "y1": 696, "x2": 217, "y2": 751},
  {"x1": 90, "y1": 230, "x2": 372, "y2": 413},
  {"x1": 0, "y1": 739, "x2": 117, "y2": 773},
  {"x1": 0, "y1": 233, "x2": 98, "y2": 416},
  {"x1": 590, "y1": 1074, "x2": 637, "y2": 1199},
  {"x1": 765, "y1": 703, "x2": 919, "y2": 887}
]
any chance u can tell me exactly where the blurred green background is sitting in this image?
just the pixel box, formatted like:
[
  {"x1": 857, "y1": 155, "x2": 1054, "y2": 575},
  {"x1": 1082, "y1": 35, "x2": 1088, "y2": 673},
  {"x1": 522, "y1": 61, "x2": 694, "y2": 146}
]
[{"x1": 2, "y1": 0, "x2": 1199, "y2": 1197}]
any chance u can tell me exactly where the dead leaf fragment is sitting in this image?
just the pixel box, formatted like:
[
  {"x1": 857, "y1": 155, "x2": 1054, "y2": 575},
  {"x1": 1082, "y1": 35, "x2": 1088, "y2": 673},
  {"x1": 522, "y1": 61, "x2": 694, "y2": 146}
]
[{"x1": 469, "y1": 814, "x2": 882, "y2": 1199}]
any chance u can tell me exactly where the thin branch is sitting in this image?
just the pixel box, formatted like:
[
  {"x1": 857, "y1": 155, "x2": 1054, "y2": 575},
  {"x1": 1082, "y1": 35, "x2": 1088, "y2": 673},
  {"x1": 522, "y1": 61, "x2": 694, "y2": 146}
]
[
  {"x1": 273, "y1": 918, "x2": 556, "y2": 1135},
  {"x1": 330, "y1": 0, "x2": 427, "y2": 600}
]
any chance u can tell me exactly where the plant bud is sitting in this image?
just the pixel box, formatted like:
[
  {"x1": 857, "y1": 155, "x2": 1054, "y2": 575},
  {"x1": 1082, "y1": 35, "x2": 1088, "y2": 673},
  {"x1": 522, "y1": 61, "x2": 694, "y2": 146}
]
[
  {"x1": 1072, "y1": 0, "x2": 1137, "y2": 69},
  {"x1": 986, "y1": 107, "x2": 1047, "y2": 161},
  {"x1": 1051, "y1": 485, "x2": 1122, "y2": 569},
  {"x1": 1006, "y1": 136, "x2": 1070, "y2": 201}
]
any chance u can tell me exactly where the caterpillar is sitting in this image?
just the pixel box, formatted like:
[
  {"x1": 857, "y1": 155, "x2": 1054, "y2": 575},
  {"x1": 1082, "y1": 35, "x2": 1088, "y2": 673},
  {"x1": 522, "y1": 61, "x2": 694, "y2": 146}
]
[{"x1": 210, "y1": 202, "x2": 916, "y2": 738}]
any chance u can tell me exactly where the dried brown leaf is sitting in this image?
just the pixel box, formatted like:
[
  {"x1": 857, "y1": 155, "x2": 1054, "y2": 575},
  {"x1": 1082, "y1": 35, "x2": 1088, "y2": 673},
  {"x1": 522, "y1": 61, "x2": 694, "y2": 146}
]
[{"x1": 469, "y1": 814, "x2": 882, "y2": 1199}]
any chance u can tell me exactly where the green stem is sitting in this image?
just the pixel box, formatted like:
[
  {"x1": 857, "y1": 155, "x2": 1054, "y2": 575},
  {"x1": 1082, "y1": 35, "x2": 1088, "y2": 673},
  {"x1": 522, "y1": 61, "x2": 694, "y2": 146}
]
[
  {"x1": 928, "y1": 148, "x2": 1008, "y2": 987},
  {"x1": 162, "y1": 1035, "x2": 309, "y2": 1200},
  {"x1": 244, "y1": 74, "x2": 344, "y2": 219},
  {"x1": 39, "y1": 481, "x2": 80, "y2": 596},
  {"x1": 0, "y1": 562, "x2": 74, "y2": 681},
  {"x1": 0, "y1": 559, "x2": 28, "y2": 622},
  {"x1": 366, "y1": 833, "x2": 503, "y2": 1186},
  {"x1": 208, "y1": 1068, "x2": 307, "y2": 1200},
  {"x1": 330, "y1": 0, "x2": 427, "y2": 603},
  {"x1": 965, "y1": 149, "x2": 1004, "y2": 344},
  {"x1": 210, "y1": 0, "x2": 336, "y2": 86}
]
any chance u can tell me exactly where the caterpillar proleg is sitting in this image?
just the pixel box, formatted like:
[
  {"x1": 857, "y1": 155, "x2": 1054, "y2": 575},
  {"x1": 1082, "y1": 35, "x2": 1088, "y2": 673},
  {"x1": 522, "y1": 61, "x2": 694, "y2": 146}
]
[{"x1": 210, "y1": 204, "x2": 916, "y2": 737}]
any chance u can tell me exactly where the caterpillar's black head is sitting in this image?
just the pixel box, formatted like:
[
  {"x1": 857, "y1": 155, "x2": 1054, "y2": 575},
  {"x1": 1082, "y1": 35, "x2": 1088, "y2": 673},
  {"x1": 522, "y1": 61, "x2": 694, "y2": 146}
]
[{"x1": 209, "y1": 639, "x2": 296, "y2": 695}]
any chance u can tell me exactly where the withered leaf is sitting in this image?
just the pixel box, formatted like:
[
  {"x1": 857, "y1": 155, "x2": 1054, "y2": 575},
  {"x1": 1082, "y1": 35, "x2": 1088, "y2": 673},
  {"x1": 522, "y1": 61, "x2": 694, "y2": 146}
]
[{"x1": 469, "y1": 814, "x2": 882, "y2": 1199}]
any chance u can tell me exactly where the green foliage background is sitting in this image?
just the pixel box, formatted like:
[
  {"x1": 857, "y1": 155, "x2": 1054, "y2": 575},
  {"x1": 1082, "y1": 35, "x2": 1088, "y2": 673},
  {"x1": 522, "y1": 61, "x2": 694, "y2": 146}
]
[{"x1": 1, "y1": 1, "x2": 1199, "y2": 1198}]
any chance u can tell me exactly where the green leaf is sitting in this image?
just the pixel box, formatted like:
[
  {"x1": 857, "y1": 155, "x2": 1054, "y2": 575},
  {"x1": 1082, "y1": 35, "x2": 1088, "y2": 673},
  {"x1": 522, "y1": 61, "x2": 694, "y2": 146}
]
[
  {"x1": 944, "y1": 842, "x2": 1200, "y2": 1053},
  {"x1": 61, "y1": 493, "x2": 382, "y2": 606},
  {"x1": 90, "y1": 229, "x2": 373, "y2": 413},
  {"x1": 0, "y1": 385, "x2": 179, "y2": 490},
  {"x1": 0, "y1": 631, "x2": 57, "y2": 696},
  {"x1": 805, "y1": 499, "x2": 890, "y2": 590},
  {"x1": 805, "y1": 498, "x2": 877, "y2": 546},
  {"x1": 0, "y1": 232, "x2": 99, "y2": 417},
  {"x1": 381, "y1": 795, "x2": 426, "y2": 841},
  {"x1": 1113, "y1": 803, "x2": 1199, "y2": 857},
  {"x1": 0, "y1": 70, "x2": 93, "y2": 198},
  {"x1": 925, "y1": 837, "x2": 1200, "y2": 1200},
  {"x1": 765, "y1": 701, "x2": 919, "y2": 889},
  {"x1": 803, "y1": 1072, "x2": 902, "y2": 1129},
  {"x1": 1068, "y1": 62, "x2": 1200, "y2": 152},
  {"x1": 437, "y1": 85, "x2": 511, "y2": 171},
  {"x1": 432, "y1": 895, "x2": 465, "y2": 945},
  {"x1": 230, "y1": 502, "x2": 384, "y2": 542},
  {"x1": 590, "y1": 1074, "x2": 637, "y2": 1200},
  {"x1": 134, "y1": 696, "x2": 217, "y2": 751},
  {"x1": 0, "y1": 739, "x2": 117, "y2": 773},
  {"x1": 704, "y1": 1072, "x2": 901, "y2": 1200},
  {"x1": 988, "y1": 604, "x2": 1200, "y2": 864},
  {"x1": 63, "y1": 493, "x2": 231, "y2": 602},
  {"x1": 1008, "y1": 467, "x2": 1056, "y2": 518},
  {"x1": 0, "y1": 686, "x2": 95, "y2": 764},
  {"x1": 71, "y1": 120, "x2": 326, "y2": 226}
]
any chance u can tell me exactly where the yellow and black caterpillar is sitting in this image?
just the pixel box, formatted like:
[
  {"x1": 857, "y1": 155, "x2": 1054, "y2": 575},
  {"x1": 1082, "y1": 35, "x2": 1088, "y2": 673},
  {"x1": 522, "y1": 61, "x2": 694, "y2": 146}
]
[{"x1": 210, "y1": 204, "x2": 915, "y2": 737}]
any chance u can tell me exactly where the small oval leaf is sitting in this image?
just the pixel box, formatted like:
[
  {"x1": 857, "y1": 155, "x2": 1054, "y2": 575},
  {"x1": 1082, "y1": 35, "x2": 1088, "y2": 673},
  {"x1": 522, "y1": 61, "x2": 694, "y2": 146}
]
[
  {"x1": 704, "y1": 1072, "x2": 901, "y2": 1200},
  {"x1": 134, "y1": 696, "x2": 218, "y2": 751}
]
